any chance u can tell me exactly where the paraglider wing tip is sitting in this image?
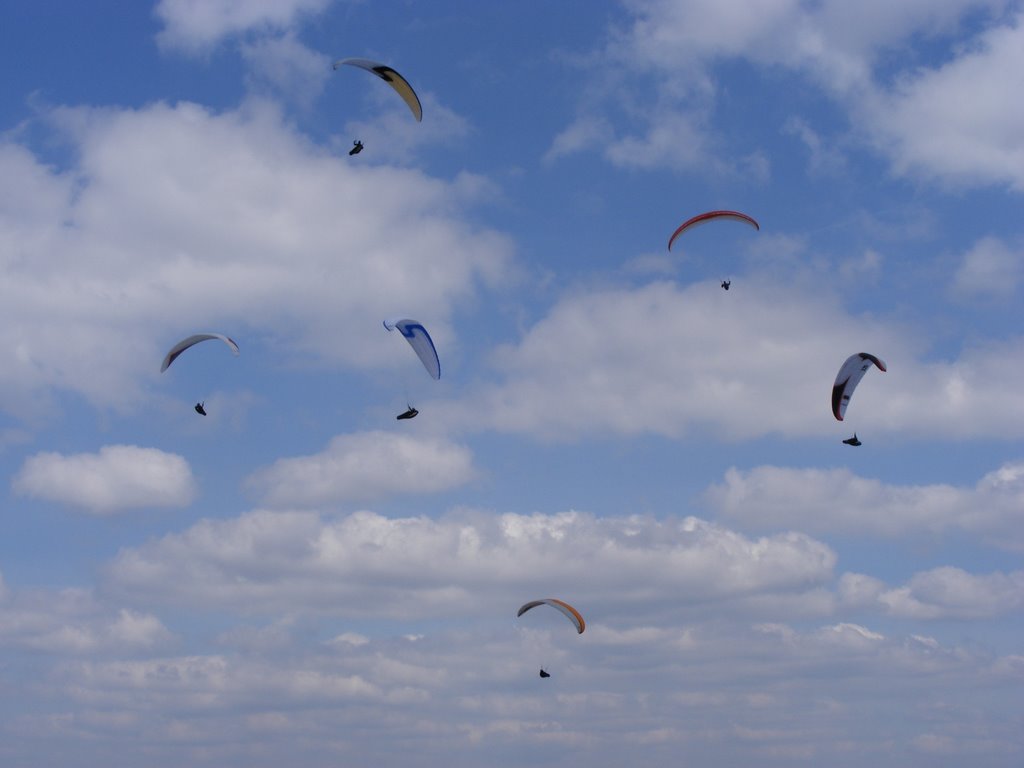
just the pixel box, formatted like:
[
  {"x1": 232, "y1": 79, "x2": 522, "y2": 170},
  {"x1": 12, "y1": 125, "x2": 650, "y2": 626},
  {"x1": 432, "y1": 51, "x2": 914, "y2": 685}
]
[{"x1": 859, "y1": 352, "x2": 886, "y2": 372}]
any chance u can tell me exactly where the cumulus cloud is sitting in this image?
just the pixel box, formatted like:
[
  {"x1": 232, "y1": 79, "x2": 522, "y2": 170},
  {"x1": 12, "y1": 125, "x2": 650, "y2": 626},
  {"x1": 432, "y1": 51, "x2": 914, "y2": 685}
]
[
  {"x1": 0, "y1": 100, "x2": 509, "y2": 416},
  {"x1": 433, "y1": 280, "x2": 893, "y2": 440},
  {"x1": 603, "y1": 110, "x2": 713, "y2": 172},
  {"x1": 783, "y1": 116, "x2": 847, "y2": 176},
  {"x1": 431, "y1": 279, "x2": 1024, "y2": 441},
  {"x1": 13, "y1": 445, "x2": 197, "y2": 514},
  {"x1": 240, "y1": 32, "x2": 331, "y2": 108},
  {"x1": 561, "y1": 1, "x2": 1023, "y2": 188},
  {"x1": 245, "y1": 431, "x2": 476, "y2": 506},
  {"x1": 340, "y1": 92, "x2": 471, "y2": 165},
  {"x1": 0, "y1": 586, "x2": 173, "y2": 654},
  {"x1": 7, "y1": 614, "x2": 1014, "y2": 767},
  {"x1": 839, "y1": 567, "x2": 1024, "y2": 619},
  {"x1": 951, "y1": 236, "x2": 1023, "y2": 300},
  {"x1": 875, "y1": 567, "x2": 1024, "y2": 619},
  {"x1": 7, "y1": 506, "x2": 1022, "y2": 765},
  {"x1": 543, "y1": 116, "x2": 614, "y2": 164},
  {"x1": 864, "y1": 14, "x2": 1024, "y2": 190},
  {"x1": 706, "y1": 460, "x2": 1024, "y2": 548},
  {"x1": 155, "y1": 0, "x2": 332, "y2": 52},
  {"x1": 102, "y1": 509, "x2": 835, "y2": 618}
]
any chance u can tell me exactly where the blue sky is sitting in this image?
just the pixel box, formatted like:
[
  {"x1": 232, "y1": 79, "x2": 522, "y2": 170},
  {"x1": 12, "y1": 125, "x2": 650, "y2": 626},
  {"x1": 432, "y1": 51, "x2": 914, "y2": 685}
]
[{"x1": 1, "y1": 1, "x2": 1023, "y2": 765}]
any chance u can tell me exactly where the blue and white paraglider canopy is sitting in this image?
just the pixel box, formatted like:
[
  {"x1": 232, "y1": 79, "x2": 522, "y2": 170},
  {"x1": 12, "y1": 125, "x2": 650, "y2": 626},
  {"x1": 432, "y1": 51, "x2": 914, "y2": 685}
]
[{"x1": 384, "y1": 318, "x2": 440, "y2": 380}]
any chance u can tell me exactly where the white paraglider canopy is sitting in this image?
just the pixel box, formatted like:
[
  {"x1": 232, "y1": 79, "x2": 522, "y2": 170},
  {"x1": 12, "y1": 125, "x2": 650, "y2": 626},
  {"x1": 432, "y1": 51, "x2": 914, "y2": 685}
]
[
  {"x1": 832, "y1": 352, "x2": 886, "y2": 421},
  {"x1": 384, "y1": 318, "x2": 440, "y2": 380}
]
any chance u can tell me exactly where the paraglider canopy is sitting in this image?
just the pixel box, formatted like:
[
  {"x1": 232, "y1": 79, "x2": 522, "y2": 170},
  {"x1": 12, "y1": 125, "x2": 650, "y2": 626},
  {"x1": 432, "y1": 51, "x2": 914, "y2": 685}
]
[
  {"x1": 384, "y1": 318, "x2": 440, "y2": 380},
  {"x1": 333, "y1": 58, "x2": 423, "y2": 122},
  {"x1": 516, "y1": 599, "x2": 585, "y2": 634},
  {"x1": 161, "y1": 333, "x2": 239, "y2": 372},
  {"x1": 667, "y1": 210, "x2": 760, "y2": 251},
  {"x1": 832, "y1": 352, "x2": 886, "y2": 421}
]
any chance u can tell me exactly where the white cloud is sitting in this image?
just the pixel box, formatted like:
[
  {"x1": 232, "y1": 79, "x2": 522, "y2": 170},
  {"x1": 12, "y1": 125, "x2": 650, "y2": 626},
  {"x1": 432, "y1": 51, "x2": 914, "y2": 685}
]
[
  {"x1": 0, "y1": 100, "x2": 509, "y2": 416},
  {"x1": 876, "y1": 567, "x2": 1024, "y2": 619},
  {"x1": 155, "y1": 0, "x2": 332, "y2": 52},
  {"x1": 435, "y1": 280, "x2": 892, "y2": 440},
  {"x1": 951, "y1": 236, "x2": 1023, "y2": 300},
  {"x1": 783, "y1": 116, "x2": 848, "y2": 176},
  {"x1": 8, "y1": 617, "x2": 1016, "y2": 767},
  {"x1": 340, "y1": 91, "x2": 472, "y2": 165},
  {"x1": 0, "y1": 587, "x2": 173, "y2": 654},
  {"x1": 565, "y1": 1, "x2": 1023, "y2": 187},
  {"x1": 330, "y1": 631, "x2": 369, "y2": 648},
  {"x1": 706, "y1": 460, "x2": 1024, "y2": 548},
  {"x1": 838, "y1": 566, "x2": 1024, "y2": 620},
  {"x1": 613, "y1": 0, "x2": 806, "y2": 73},
  {"x1": 543, "y1": 116, "x2": 614, "y2": 164},
  {"x1": 217, "y1": 618, "x2": 296, "y2": 652},
  {"x1": 865, "y1": 14, "x2": 1024, "y2": 190},
  {"x1": 240, "y1": 32, "x2": 331, "y2": 108},
  {"x1": 12, "y1": 445, "x2": 197, "y2": 514},
  {"x1": 432, "y1": 279, "x2": 1024, "y2": 441},
  {"x1": 603, "y1": 110, "x2": 712, "y2": 172},
  {"x1": 103, "y1": 509, "x2": 835, "y2": 618},
  {"x1": 245, "y1": 431, "x2": 476, "y2": 506},
  {"x1": 837, "y1": 572, "x2": 887, "y2": 607}
]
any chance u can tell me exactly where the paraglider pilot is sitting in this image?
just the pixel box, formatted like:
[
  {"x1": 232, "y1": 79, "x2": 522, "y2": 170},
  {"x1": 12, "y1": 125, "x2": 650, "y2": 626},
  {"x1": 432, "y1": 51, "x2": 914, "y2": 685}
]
[
  {"x1": 721, "y1": 280, "x2": 731, "y2": 290},
  {"x1": 842, "y1": 433, "x2": 861, "y2": 446},
  {"x1": 349, "y1": 140, "x2": 364, "y2": 156},
  {"x1": 539, "y1": 669, "x2": 551, "y2": 679},
  {"x1": 396, "y1": 406, "x2": 419, "y2": 420},
  {"x1": 194, "y1": 402, "x2": 207, "y2": 416}
]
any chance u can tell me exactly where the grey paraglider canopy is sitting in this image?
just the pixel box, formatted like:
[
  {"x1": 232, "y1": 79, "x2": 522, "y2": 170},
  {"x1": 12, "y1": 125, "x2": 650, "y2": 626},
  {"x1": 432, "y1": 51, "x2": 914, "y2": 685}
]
[{"x1": 161, "y1": 334, "x2": 239, "y2": 372}]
